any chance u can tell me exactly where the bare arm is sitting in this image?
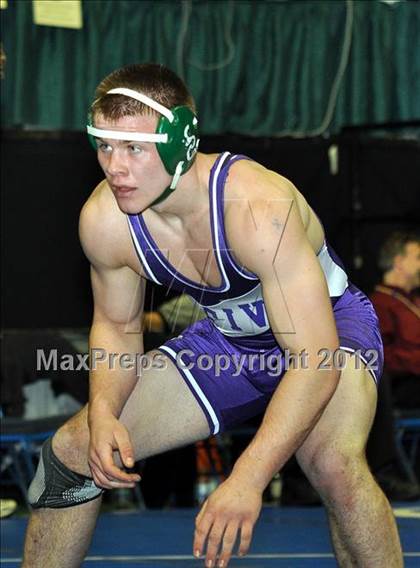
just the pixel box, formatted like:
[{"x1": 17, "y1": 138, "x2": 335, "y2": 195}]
[
  {"x1": 79, "y1": 186, "x2": 146, "y2": 487},
  {"x1": 194, "y1": 170, "x2": 340, "y2": 566},
  {"x1": 229, "y1": 187, "x2": 340, "y2": 491},
  {"x1": 88, "y1": 262, "x2": 145, "y2": 419}
]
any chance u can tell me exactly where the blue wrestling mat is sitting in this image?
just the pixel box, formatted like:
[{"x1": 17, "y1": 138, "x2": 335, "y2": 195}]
[{"x1": 2, "y1": 505, "x2": 420, "y2": 567}]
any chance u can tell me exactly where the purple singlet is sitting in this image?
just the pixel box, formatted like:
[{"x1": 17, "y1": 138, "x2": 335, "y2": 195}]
[{"x1": 127, "y1": 153, "x2": 383, "y2": 434}]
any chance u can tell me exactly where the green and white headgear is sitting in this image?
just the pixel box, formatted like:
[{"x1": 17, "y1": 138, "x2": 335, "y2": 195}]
[{"x1": 87, "y1": 88, "x2": 200, "y2": 204}]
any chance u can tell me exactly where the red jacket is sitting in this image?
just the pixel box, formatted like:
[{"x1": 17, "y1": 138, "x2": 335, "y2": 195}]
[{"x1": 370, "y1": 285, "x2": 420, "y2": 375}]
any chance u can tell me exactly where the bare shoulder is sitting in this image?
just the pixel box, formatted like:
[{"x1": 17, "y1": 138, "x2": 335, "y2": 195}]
[
  {"x1": 225, "y1": 160, "x2": 304, "y2": 256},
  {"x1": 79, "y1": 180, "x2": 133, "y2": 270},
  {"x1": 228, "y1": 157, "x2": 295, "y2": 193},
  {"x1": 225, "y1": 159, "x2": 304, "y2": 226}
]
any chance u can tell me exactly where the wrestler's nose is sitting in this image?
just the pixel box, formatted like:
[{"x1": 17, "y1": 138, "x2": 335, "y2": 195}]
[{"x1": 106, "y1": 150, "x2": 127, "y2": 177}]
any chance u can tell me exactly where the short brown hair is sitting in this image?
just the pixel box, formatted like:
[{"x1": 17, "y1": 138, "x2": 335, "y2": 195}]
[
  {"x1": 378, "y1": 231, "x2": 420, "y2": 272},
  {"x1": 91, "y1": 63, "x2": 195, "y2": 121}
]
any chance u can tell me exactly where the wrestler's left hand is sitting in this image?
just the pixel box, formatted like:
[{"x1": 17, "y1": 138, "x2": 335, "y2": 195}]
[{"x1": 193, "y1": 476, "x2": 262, "y2": 567}]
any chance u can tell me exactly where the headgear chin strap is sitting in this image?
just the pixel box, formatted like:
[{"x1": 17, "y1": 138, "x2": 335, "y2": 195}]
[{"x1": 86, "y1": 87, "x2": 200, "y2": 205}]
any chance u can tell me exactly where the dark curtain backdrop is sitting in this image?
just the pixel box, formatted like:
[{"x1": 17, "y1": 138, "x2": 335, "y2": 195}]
[
  {"x1": 2, "y1": 129, "x2": 419, "y2": 328},
  {"x1": 1, "y1": 0, "x2": 419, "y2": 135}
]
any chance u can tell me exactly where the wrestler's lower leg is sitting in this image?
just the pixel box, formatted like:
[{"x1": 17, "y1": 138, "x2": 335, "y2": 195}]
[
  {"x1": 22, "y1": 406, "x2": 101, "y2": 568},
  {"x1": 327, "y1": 515, "x2": 357, "y2": 567},
  {"x1": 320, "y1": 459, "x2": 402, "y2": 568},
  {"x1": 22, "y1": 497, "x2": 102, "y2": 568},
  {"x1": 22, "y1": 353, "x2": 210, "y2": 567},
  {"x1": 297, "y1": 355, "x2": 403, "y2": 567}
]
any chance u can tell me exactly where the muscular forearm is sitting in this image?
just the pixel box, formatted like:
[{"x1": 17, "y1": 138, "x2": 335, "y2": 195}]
[
  {"x1": 231, "y1": 367, "x2": 339, "y2": 491},
  {"x1": 88, "y1": 321, "x2": 144, "y2": 420}
]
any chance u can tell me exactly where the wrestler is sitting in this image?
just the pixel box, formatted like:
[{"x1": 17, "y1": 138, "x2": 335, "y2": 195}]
[{"x1": 23, "y1": 63, "x2": 403, "y2": 568}]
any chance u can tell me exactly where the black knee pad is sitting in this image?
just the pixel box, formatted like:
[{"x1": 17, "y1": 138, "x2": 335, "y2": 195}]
[{"x1": 28, "y1": 437, "x2": 103, "y2": 509}]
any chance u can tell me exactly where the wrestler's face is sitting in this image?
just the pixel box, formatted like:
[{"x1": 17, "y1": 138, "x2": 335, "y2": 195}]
[
  {"x1": 398, "y1": 242, "x2": 420, "y2": 289},
  {"x1": 94, "y1": 113, "x2": 172, "y2": 214}
]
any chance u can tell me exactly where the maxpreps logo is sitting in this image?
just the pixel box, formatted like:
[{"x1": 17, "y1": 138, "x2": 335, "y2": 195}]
[{"x1": 183, "y1": 124, "x2": 199, "y2": 161}]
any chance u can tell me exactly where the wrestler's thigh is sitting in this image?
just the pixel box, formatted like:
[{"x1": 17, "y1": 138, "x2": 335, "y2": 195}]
[
  {"x1": 119, "y1": 350, "x2": 210, "y2": 460},
  {"x1": 53, "y1": 350, "x2": 210, "y2": 473},
  {"x1": 296, "y1": 353, "x2": 378, "y2": 468}
]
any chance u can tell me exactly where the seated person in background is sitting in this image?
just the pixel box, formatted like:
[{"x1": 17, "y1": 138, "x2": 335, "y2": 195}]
[{"x1": 370, "y1": 231, "x2": 420, "y2": 409}]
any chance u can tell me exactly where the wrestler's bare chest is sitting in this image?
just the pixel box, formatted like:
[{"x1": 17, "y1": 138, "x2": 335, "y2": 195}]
[{"x1": 126, "y1": 202, "x2": 223, "y2": 288}]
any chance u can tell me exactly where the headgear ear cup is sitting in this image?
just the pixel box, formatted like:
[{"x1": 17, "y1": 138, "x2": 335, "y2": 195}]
[{"x1": 156, "y1": 106, "x2": 199, "y2": 175}]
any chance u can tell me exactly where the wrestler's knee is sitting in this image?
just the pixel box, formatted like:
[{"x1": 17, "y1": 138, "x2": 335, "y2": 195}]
[
  {"x1": 28, "y1": 406, "x2": 102, "y2": 509},
  {"x1": 52, "y1": 405, "x2": 91, "y2": 477},
  {"x1": 299, "y1": 445, "x2": 368, "y2": 506}
]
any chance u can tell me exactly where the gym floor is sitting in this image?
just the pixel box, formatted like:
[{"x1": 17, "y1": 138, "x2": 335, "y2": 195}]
[{"x1": 2, "y1": 504, "x2": 419, "y2": 567}]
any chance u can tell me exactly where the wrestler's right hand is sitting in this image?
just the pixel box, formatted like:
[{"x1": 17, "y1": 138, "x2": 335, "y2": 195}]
[{"x1": 88, "y1": 413, "x2": 141, "y2": 489}]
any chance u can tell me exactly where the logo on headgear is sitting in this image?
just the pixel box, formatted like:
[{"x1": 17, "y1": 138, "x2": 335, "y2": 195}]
[{"x1": 183, "y1": 125, "x2": 199, "y2": 161}]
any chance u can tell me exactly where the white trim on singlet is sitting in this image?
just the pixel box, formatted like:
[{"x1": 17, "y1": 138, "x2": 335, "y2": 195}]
[
  {"x1": 339, "y1": 346, "x2": 378, "y2": 385},
  {"x1": 211, "y1": 152, "x2": 234, "y2": 291},
  {"x1": 227, "y1": 253, "x2": 259, "y2": 280},
  {"x1": 317, "y1": 242, "x2": 348, "y2": 296},
  {"x1": 159, "y1": 345, "x2": 220, "y2": 434},
  {"x1": 202, "y1": 281, "x2": 262, "y2": 309},
  {"x1": 127, "y1": 217, "x2": 162, "y2": 285},
  {"x1": 220, "y1": 157, "x2": 259, "y2": 281}
]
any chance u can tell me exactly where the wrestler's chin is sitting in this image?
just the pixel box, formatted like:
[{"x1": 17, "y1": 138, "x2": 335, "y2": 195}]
[{"x1": 114, "y1": 194, "x2": 151, "y2": 215}]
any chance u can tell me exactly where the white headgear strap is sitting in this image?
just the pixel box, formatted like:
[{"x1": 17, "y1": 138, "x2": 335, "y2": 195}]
[{"x1": 87, "y1": 87, "x2": 174, "y2": 143}]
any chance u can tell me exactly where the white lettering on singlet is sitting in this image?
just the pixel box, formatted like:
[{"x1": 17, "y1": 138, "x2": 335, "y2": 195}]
[
  {"x1": 194, "y1": 244, "x2": 348, "y2": 338},
  {"x1": 200, "y1": 284, "x2": 272, "y2": 337}
]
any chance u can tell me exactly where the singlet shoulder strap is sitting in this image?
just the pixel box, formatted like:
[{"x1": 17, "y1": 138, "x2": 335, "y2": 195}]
[{"x1": 210, "y1": 153, "x2": 259, "y2": 283}]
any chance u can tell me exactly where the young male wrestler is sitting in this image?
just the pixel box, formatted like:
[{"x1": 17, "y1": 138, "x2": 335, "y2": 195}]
[{"x1": 23, "y1": 63, "x2": 403, "y2": 568}]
